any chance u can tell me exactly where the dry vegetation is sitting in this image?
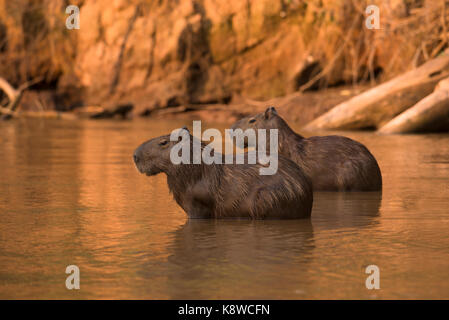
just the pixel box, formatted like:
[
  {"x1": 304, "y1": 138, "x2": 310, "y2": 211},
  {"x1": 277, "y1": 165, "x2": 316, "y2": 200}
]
[
  {"x1": 285, "y1": 0, "x2": 449, "y2": 89},
  {"x1": 0, "y1": 0, "x2": 448, "y2": 115},
  {"x1": 0, "y1": 0, "x2": 79, "y2": 87}
]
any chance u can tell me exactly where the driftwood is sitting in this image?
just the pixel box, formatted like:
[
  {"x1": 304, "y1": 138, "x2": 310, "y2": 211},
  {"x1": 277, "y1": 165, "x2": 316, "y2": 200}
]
[
  {"x1": 0, "y1": 76, "x2": 43, "y2": 120},
  {"x1": 0, "y1": 77, "x2": 21, "y2": 119},
  {"x1": 62, "y1": 104, "x2": 134, "y2": 119},
  {"x1": 379, "y1": 77, "x2": 449, "y2": 133},
  {"x1": 141, "y1": 103, "x2": 233, "y2": 117},
  {"x1": 305, "y1": 49, "x2": 449, "y2": 130},
  {"x1": 17, "y1": 111, "x2": 77, "y2": 120},
  {"x1": 0, "y1": 76, "x2": 133, "y2": 120},
  {"x1": 89, "y1": 103, "x2": 134, "y2": 119}
]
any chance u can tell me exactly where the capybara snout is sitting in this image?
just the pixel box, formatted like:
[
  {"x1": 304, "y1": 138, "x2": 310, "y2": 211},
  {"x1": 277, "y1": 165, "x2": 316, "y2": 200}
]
[{"x1": 133, "y1": 134, "x2": 175, "y2": 176}]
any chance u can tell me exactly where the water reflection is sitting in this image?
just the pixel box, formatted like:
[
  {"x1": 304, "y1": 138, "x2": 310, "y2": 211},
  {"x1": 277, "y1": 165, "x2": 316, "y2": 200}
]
[
  {"x1": 166, "y1": 219, "x2": 314, "y2": 299},
  {"x1": 312, "y1": 192, "x2": 382, "y2": 230},
  {"x1": 1, "y1": 119, "x2": 449, "y2": 299}
]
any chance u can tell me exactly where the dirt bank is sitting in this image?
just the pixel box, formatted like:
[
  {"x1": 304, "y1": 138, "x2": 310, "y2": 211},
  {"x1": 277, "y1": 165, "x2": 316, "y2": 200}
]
[
  {"x1": 0, "y1": 1, "x2": 447, "y2": 117},
  {"x1": 150, "y1": 85, "x2": 364, "y2": 126}
]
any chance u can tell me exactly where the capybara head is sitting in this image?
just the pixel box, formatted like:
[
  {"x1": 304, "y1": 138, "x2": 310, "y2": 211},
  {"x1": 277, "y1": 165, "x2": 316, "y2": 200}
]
[
  {"x1": 133, "y1": 128, "x2": 188, "y2": 176},
  {"x1": 231, "y1": 106, "x2": 288, "y2": 148},
  {"x1": 231, "y1": 106, "x2": 285, "y2": 133}
]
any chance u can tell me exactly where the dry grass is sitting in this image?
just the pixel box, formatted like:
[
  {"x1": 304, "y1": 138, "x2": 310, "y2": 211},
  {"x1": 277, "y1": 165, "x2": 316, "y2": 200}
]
[
  {"x1": 0, "y1": 0, "x2": 448, "y2": 95},
  {"x1": 0, "y1": 0, "x2": 78, "y2": 87},
  {"x1": 278, "y1": 0, "x2": 449, "y2": 91}
]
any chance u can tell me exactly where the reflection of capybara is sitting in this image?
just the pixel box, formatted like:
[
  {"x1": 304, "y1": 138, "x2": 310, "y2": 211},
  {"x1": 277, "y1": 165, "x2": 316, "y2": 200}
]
[
  {"x1": 166, "y1": 219, "x2": 314, "y2": 299},
  {"x1": 231, "y1": 107, "x2": 382, "y2": 191},
  {"x1": 311, "y1": 191, "x2": 382, "y2": 230},
  {"x1": 133, "y1": 129, "x2": 313, "y2": 219}
]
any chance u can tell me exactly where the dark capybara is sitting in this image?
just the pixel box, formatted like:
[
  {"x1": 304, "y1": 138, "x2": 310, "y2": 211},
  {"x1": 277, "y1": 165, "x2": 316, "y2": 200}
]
[
  {"x1": 133, "y1": 129, "x2": 313, "y2": 219},
  {"x1": 231, "y1": 107, "x2": 382, "y2": 192}
]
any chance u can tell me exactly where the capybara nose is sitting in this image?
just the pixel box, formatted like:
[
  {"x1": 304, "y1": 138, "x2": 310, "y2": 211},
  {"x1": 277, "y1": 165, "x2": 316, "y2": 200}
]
[{"x1": 133, "y1": 153, "x2": 139, "y2": 164}]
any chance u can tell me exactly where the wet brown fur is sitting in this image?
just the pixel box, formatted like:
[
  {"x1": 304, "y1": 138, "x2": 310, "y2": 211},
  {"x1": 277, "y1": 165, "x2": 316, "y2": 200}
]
[
  {"x1": 231, "y1": 107, "x2": 382, "y2": 192},
  {"x1": 134, "y1": 131, "x2": 313, "y2": 219}
]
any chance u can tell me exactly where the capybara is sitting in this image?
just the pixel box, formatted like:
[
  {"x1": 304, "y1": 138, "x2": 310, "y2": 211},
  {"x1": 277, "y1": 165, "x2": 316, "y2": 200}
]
[
  {"x1": 231, "y1": 107, "x2": 382, "y2": 191},
  {"x1": 133, "y1": 129, "x2": 313, "y2": 219}
]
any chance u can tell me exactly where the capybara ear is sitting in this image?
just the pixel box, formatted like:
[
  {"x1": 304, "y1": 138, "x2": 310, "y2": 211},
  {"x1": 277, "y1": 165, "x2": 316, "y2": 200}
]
[
  {"x1": 264, "y1": 106, "x2": 278, "y2": 119},
  {"x1": 172, "y1": 126, "x2": 190, "y2": 142}
]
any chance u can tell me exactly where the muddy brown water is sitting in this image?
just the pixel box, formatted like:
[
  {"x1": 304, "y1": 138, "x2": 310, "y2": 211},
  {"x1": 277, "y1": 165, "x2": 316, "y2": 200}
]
[{"x1": 0, "y1": 118, "x2": 448, "y2": 299}]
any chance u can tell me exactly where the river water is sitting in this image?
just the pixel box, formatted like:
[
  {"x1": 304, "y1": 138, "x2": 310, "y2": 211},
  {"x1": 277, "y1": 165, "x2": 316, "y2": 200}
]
[{"x1": 0, "y1": 118, "x2": 448, "y2": 299}]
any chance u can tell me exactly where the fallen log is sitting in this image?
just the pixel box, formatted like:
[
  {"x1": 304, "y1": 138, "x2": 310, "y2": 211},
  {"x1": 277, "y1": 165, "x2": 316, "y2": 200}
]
[
  {"x1": 0, "y1": 76, "x2": 43, "y2": 120},
  {"x1": 73, "y1": 106, "x2": 105, "y2": 118},
  {"x1": 0, "y1": 106, "x2": 16, "y2": 116},
  {"x1": 18, "y1": 111, "x2": 77, "y2": 120},
  {"x1": 90, "y1": 103, "x2": 134, "y2": 119},
  {"x1": 378, "y1": 78, "x2": 449, "y2": 133},
  {"x1": 305, "y1": 49, "x2": 449, "y2": 130},
  {"x1": 0, "y1": 77, "x2": 21, "y2": 111},
  {"x1": 0, "y1": 77, "x2": 22, "y2": 120}
]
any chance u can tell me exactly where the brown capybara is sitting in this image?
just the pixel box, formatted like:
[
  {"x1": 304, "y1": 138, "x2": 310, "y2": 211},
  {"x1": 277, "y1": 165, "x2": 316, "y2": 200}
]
[
  {"x1": 231, "y1": 107, "x2": 382, "y2": 192},
  {"x1": 133, "y1": 129, "x2": 313, "y2": 219}
]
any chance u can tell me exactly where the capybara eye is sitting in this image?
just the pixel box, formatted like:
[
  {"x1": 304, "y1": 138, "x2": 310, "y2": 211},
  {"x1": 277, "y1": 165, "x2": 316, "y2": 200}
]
[
  {"x1": 159, "y1": 140, "x2": 168, "y2": 146},
  {"x1": 248, "y1": 118, "x2": 256, "y2": 123}
]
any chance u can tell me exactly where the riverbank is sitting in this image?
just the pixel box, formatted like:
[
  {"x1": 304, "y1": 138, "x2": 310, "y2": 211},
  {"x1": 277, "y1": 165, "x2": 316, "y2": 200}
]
[
  {"x1": 1, "y1": 1, "x2": 447, "y2": 116},
  {"x1": 4, "y1": 85, "x2": 364, "y2": 126}
]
